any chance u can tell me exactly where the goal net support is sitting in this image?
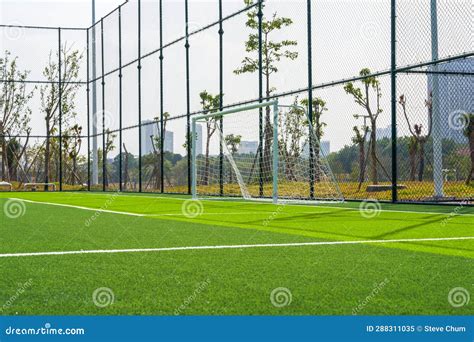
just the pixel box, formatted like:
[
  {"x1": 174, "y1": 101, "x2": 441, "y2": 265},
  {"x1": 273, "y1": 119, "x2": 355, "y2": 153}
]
[{"x1": 191, "y1": 100, "x2": 344, "y2": 204}]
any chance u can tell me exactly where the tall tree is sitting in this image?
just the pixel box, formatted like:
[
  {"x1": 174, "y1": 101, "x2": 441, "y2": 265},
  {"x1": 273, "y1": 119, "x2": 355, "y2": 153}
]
[
  {"x1": 234, "y1": 0, "x2": 298, "y2": 170},
  {"x1": 301, "y1": 97, "x2": 328, "y2": 182},
  {"x1": 40, "y1": 44, "x2": 83, "y2": 188},
  {"x1": 199, "y1": 91, "x2": 221, "y2": 186},
  {"x1": 344, "y1": 68, "x2": 383, "y2": 184},
  {"x1": 0, "y1": 51, "x2": 34, "y2": 181},
  {"x1": 352, "y1": 125, "x2": 369, "y2": 190},
  {"x1": 398, "y1": 93, "x2": 433, "y2": 181},
  {"x1": 278, "y1": 97, "x2": 306, "y2": 181},
  {"x1": 62, "y1": 124, "x2": 82, "y2": 185},
  {"x1": 225, "y1": 133, "x2": 242, "y2": 183}
]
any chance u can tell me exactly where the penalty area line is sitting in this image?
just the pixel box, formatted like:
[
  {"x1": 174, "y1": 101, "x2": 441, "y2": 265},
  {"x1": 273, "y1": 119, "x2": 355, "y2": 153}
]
[{"x1": 1, "y1": 236, "x2": 473, "y2": 258}]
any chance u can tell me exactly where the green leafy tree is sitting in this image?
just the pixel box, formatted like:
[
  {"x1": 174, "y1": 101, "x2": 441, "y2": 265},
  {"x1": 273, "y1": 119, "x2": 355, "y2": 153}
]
[
  {"x1": 0, "y1": 51, "x2": 34, "y2": 181},
  {"x1": 40, "y1": 44, "x2": 83, "y2": 188},
  {"x1": 398, "y1": 93, "x2": 433, "y2": 181},
  {"x1": 225, "y1": 133, "x2": 242, "y2": 183},
  {"x1": 352, "y1": 125, "x2": 369, "y2": 190},
  {"x1": 344, "y1": 68, "x2": 383, "y2": 184},
  {"x1": 234, "y1": 0, "x2": 298, "y2": 170},
  {"x1": 199, "y1": 90, "x2": 221, "y2": 185},
  {"x1": 301, "y1": 97, "x2": 328, "y2": 182}
]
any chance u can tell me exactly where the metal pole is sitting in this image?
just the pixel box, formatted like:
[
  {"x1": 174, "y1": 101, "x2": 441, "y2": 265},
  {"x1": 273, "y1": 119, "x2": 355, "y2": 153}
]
[
  {"x1": 86, "y1": 28, "x2": 91, "y2": 191},
  {"x1": 159, "y1": 0, "x2": 165, "y2": 193},
  {"x1": 306, "y1": 0, "x2": 314, "y2": 199},
  {"x1": 101, "y1": 19, "x2": 106, "y2": 191},
  {"x1": 185, "y1": 0, "x2": 191, "y2": 194},
  {"x1": 258, "y1": 0, "x2": 264, "y2": 198},
  {"x1": 119, "y1": 6, "x2": 123, "y2": 192},
  {"x1": 431, "y1": 0, "x2": 444, "y2": 198},
  {"x1": 391, "y1": 0, "x2": 398, "y2": 203},
  {"x1": 272, "y1": 101, "x2": 279, "y2": 204},
  {"x1": 191, "y1": 118, "x2": 197, "y2": 199},
  {"x1": 218, "y1": 0, "x2": 224, "y2": 196},
  {"x1": 58, "y1": 28, "x2": 63, "y2": 191},
  {"x1": 91, "y1": 0, "x2": 99, "y2": 185},
  {"x1": 138, "y1": 0, "x2": 143, "y2": 192}
]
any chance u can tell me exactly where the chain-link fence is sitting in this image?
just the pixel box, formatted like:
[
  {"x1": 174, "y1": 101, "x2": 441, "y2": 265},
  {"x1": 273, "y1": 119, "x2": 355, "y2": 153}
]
[{"x1": 0, "y1": 0, "x2": 472, "y2": 204}]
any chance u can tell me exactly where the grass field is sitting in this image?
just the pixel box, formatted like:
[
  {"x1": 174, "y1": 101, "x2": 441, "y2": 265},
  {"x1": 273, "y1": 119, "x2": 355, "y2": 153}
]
[{"x1": 0, "y1": 191, "x2": 473, "y2": 315}]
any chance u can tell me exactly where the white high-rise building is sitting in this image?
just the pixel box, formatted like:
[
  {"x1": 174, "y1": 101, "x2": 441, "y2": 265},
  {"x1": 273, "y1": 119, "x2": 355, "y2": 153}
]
[
  {"x1": 140, "y1": 120, "x2": 159, "y2": 155},
  {"x1": 141, "y1": 120, "x2": 174, "y2": 155}
]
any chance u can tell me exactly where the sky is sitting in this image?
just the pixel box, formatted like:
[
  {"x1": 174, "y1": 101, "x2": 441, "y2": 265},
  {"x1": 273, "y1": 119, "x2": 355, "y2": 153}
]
[{"x1": 0, "y1": 0, "x2": 471, "y2": 157}]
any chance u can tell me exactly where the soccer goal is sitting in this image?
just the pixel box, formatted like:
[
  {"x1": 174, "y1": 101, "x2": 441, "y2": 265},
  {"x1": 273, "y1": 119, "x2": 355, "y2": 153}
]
[{"x1": 191, "y1": 100, "x2": 344, "y2": 204}]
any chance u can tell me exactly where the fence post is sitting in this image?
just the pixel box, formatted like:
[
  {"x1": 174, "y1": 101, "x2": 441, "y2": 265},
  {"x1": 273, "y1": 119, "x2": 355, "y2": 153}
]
[
  {"x1": 159, "y1": 0, "x2": 164, "y2": 193},
  {"x1": 86, "y1": 28, "x2": 91, "y2": 191},
  {"x1": 306, "y1": 0, "x2": 314, "y2": 199},
  {"x1": 258, "y1": 0, "x2": 264, "y2": 198},
  {"x1": 219, "y1": 0, "x2": 224, "y2": 197},
  {"x1": 138, "y1": 0, "x2": 143, "y2": 192},
  {"x1": 58, "y1": 27, "x2": 63, "y2": 191},
  {"x1": 185, "y1": 0, "x2": 191, "y2": 194},
  {"x1": 391, "y1": 0, "x2": 398, "y2": 203},
  {"x1": 119, "y1": 6, "x2": 123, "y2": 192},
  {"x1": 101, "y1": 19, "x2": 106, "y2": 191}
]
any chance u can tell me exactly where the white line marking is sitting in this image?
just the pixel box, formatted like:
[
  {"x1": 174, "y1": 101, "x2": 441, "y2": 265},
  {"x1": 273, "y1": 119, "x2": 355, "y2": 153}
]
[
  {"x1": 9, "y1": 198, "x2": 146, "y2": 217},
  {"x1": 1, "y1": 236, "x2": 473, "y2": 258}
]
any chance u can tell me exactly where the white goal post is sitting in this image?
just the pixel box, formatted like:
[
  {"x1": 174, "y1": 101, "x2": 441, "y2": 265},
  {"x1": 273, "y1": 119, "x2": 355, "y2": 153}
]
[{"x1": 191, "y1": 99, "x2": 344, "y2": 204}]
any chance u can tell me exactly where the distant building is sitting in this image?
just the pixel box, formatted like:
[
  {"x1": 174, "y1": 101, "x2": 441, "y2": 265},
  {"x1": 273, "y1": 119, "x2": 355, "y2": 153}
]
[
  {"x1": 140, "y1": 120, "x2": 159, "y2": 155},
  {"x1": 140, "y1": 120, "x2": 174, "y2": 155},
  {"x1": 376, "y1": 126, "x2": 391, "y2": 140},
  {"x1": 302, "y1": 140, "x2": 330, "y2": 156},
  {"x1": 428, "y1": 58, "x2": 474, "y2": 143},
  {"x1": 164, "y1": 131, "x2": 174, "y2": 153},
  {"x1": 239, "y1": 141, "x2": 258, "y2": 154}
]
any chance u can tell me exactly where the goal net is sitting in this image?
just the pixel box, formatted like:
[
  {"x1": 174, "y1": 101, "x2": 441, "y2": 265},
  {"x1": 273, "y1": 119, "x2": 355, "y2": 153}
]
[{"x1": 191, "y1": 100, "x2": 343, "y2": 204}]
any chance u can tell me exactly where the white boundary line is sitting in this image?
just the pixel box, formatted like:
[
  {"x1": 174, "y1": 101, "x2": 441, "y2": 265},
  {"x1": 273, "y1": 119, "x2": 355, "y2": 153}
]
[
  {"x1": 1, "y1": 236, "x2": 473, "y2": 258},
  {"x1": 9, "y1": 198, "x2": 146, "y2": 217},
  {"x1": 7, "y1": 196, "x2": 474, "y2": 218}
]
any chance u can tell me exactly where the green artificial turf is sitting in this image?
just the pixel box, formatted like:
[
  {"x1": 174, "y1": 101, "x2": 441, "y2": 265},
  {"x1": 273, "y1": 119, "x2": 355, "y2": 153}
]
[{"x1": 0, "y1": 191, "x2": 473, "y2": 315}]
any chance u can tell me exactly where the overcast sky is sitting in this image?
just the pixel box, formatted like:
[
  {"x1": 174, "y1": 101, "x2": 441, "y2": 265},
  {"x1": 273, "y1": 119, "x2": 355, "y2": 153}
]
[{"x1": 0, "y1": 0, "x2": 471, "y2": 156}]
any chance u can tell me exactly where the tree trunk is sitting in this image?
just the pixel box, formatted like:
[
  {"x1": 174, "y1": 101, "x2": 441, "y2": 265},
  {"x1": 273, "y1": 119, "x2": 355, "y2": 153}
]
[
  {"x1": 418, "y1": 141, "x2": 425, "y2": 182},
  {"x1": 44, "y1": 120, "x2": 51, "y2": 191},
  {"x1": 358, "y1": 143, "x2": 365, "y2": 186},
  {"x1": 370, "y1": 120, "x2": 378, "y2": 184},
  {"x1": 409, "y1": 141, "x2": 417, "y2": 181}
]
